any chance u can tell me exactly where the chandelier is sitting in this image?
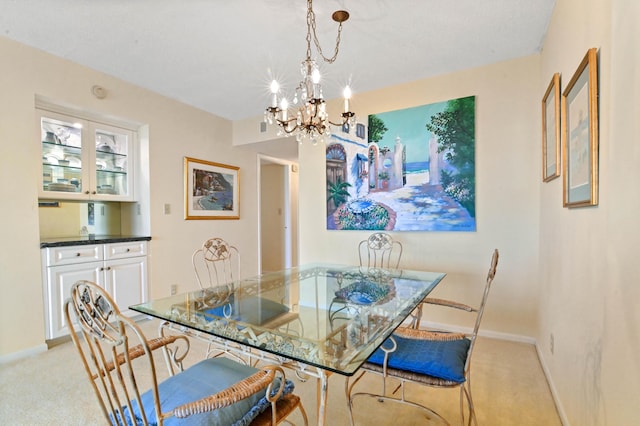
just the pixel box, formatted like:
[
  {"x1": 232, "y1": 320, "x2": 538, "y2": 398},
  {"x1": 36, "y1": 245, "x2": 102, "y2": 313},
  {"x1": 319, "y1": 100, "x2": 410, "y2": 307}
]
[{"x1": 264, "y1": 0, "x2": 356, "y2": 144}]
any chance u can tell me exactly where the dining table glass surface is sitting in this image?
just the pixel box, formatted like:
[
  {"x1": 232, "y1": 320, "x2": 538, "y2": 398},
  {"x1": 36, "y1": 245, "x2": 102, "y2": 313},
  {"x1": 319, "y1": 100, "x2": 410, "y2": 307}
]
[{"x1": 130, "y1": 263, "x2": 446, "y2": 376}]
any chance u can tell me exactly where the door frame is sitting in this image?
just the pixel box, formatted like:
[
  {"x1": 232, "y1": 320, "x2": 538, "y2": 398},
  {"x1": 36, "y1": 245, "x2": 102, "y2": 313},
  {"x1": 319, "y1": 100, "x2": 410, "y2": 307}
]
[{"x1": 257, "y1": 154, "x2": 298, "y2": 273}]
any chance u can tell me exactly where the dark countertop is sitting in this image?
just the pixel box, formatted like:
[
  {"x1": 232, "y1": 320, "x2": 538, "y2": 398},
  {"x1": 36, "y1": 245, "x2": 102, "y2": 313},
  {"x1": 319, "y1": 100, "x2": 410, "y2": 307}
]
[{"x1": 40, "y1": 235, "x2": 151, "y2": 248}]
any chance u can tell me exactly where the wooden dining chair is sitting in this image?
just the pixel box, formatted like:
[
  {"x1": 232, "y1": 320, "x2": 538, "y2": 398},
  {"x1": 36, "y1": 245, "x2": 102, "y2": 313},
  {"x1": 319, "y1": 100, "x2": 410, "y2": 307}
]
[
  {"x1": 65, "y1": 280, "x2": 308, "y2": 425},
  {"x1": 346, "y1": 249, "x2": 499, "y2": 426}
]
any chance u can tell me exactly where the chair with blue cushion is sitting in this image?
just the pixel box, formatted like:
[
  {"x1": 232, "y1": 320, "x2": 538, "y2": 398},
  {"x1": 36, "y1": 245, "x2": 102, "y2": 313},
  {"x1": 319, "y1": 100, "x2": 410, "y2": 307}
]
[
  {"x1": 358, "y1": 232, "x2": 403, "y2": 270},
  {"x1": 65, "y1": 280, "x2": 307, "y2": 426},
  {"x1": 346, "y1": 249, "x2": 499, "y2": 426},
  {"x1": 357, "y1": 232, "x2": 428, "y2": 328},
  {"x1": 193, "y1": 237, "x2": 241, "y2": 289},
  {"x1": 192, "y1": 237, "x2": 246, "y2": 359}
]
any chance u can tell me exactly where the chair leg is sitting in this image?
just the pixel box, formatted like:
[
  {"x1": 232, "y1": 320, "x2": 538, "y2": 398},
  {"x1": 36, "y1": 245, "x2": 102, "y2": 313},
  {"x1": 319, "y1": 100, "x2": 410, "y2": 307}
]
[
  {"x1": 297, "y1": 399, "x2": 309, "y2": 426},
  {"x1": 410, "y1": 303, "x2": 423, "y2": 329},
  {"x1": 345, "y1": 372, "x2": 367, "y2": 426},
  {"x1": 459, "y1": 382, "x2": 477, "y2": 426},
  {"x1": 345, "y1": 376, "x2": 356, "y2": 426}
]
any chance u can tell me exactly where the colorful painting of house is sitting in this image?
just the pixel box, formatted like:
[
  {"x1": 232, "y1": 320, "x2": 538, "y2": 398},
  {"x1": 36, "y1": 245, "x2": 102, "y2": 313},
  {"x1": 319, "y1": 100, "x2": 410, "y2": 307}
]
[{"x1": 326, "y1": 96, "x2": 476, "y2": 231}]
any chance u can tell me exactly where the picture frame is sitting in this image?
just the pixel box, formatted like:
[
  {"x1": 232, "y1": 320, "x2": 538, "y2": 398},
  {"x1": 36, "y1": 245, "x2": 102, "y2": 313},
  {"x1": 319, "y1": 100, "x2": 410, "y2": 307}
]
[
  {"x1": 184, "y1": 156, "x2": 240, "y2": 220},
  {"x1": 542, "y1": 73, "x2": 561, "y2": 182},
  {"x1": 562, "y1": 48, "x2": 599, "y2": 208}
]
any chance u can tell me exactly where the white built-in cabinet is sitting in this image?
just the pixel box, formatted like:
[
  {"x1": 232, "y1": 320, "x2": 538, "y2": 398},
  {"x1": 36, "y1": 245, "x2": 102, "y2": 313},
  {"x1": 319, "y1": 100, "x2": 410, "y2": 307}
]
[
  {"x1": 41, "y1": 241, "x2": 148, "y2": 340},
  {"x1": 38, "y1": 109, "x2": 136, "y2": 201}
]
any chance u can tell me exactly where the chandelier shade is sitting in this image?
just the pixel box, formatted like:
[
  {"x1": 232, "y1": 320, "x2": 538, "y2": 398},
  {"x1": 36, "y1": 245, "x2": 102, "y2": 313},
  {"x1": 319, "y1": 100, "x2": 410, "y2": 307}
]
[{"x1": 264, "y1": 0, "x2": 356, "y2": 144}]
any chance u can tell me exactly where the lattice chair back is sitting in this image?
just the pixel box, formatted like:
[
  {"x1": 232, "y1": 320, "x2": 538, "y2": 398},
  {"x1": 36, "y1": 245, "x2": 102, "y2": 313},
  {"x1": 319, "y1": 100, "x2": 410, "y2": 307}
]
[
  {"x1": 192, "y1": 237, "x2": 240, "y2": 289},
  {"x1": 64, "y1": 280, "x2": 189, "y2": 425},
  {"x1": 358, "y1": 232, "x2": 403, "y2": 270},
  {"x1": 65, "y1": 280, "x2": 308, "y2": 426}
]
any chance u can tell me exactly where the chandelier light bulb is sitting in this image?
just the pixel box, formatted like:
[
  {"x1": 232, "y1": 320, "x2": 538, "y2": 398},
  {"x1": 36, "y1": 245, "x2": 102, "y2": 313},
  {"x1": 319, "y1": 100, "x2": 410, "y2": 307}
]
[
  {"x1": 343, "y1": 85, "x2": 352, "y2": 113},
  {"x1": 270, "y1": 80, "x2": 279, "y2": 94},
  {"x1": 312, "y1": 68, "x2": 321, "y2": 84},
  {"x1": 270, "y1": 80, "x2": 279, "y2": 108}
]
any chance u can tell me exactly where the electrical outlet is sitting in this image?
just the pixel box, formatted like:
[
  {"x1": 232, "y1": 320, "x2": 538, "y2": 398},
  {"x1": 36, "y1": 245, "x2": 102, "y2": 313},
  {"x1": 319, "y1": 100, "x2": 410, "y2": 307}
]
[
  {"x1": 163, "y1": 203, "x2": 171, "y2": 215},
  {"x1": 550, "y1": 333, "x2": 554, "y2": 355},
  {"x1": 170, "y1": 284, "x2": 178, "y2": 295},
  {"x1": 137, "y1": 204, "x2": 141, "y2": 215}
]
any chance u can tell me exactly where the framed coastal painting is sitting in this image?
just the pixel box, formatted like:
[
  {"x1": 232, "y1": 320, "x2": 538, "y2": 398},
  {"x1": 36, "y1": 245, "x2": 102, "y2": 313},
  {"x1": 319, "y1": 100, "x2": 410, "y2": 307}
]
[
  {"x1": 184, "y1": 157, "x2": 239, "y2": 219},
  {"x1": 542, "y1": 73, "x2": 561, "y2": 182},
  {"x1": 561, "y1": 48, "x2": 599, "y2": 208}
]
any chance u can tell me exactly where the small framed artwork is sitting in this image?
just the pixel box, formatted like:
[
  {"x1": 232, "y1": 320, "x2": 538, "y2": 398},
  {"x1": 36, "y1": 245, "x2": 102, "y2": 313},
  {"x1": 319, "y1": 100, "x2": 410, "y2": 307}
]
[
  {"x1": 542, "y1": 73, "x2": 561, "y2": 182},
  {"x1": 562, "y1": 48, "x2": 599, "y2": 208},
  {"x1": 184, "y1": 157, "x2": 240, "y2": 220}
]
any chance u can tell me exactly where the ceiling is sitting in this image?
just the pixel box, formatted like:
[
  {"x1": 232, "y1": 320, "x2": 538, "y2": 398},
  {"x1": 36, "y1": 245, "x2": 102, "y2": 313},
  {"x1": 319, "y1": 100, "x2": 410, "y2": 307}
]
[{"x1": 1, "y1": 1, "x2": 555, "y2": 121}]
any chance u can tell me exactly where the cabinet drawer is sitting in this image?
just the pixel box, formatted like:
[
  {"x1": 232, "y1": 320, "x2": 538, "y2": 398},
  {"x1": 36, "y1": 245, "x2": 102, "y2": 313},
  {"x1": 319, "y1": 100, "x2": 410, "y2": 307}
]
[
  {"x1": 105, "y1": 241, "x2": 147, "y2": 260},
  {"x1": 46, "y1": 244, "x2": 102, "y2": 266}
]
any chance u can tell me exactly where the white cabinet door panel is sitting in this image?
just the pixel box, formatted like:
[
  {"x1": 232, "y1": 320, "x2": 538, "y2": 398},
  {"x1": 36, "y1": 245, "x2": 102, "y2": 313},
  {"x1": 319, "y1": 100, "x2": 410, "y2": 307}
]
[
  {"x1": 104, "y1": 256, "x2": 147, "y2": 316},
  {"x1": 46, "y1": 261, "x2": 103, "y2": 339}
]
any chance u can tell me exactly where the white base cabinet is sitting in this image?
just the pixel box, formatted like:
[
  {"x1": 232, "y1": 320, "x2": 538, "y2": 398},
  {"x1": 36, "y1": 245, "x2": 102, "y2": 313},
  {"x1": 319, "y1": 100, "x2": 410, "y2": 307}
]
[{"x1": 42, "y1": 241, "x2": 148, "y2": 340}]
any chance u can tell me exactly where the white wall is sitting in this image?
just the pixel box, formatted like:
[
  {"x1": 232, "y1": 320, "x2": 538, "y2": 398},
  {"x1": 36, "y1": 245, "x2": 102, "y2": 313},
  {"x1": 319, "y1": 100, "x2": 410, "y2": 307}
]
[
  {"x1": 296, "y1": 55, "x2": 543, "y2": 339},
  {"x1": 539, "y1": 0, "x2": 640, "y2": 424},
  {"x1": 0, "y1": 36, "x2": 262, "y2": 357}
]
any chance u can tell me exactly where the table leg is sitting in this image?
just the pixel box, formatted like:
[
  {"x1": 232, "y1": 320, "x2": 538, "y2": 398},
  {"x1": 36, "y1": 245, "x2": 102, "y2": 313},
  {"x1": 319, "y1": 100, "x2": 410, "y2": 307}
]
[{"x1": 316, "y1": 370, "x2": 332, "y2": 426}]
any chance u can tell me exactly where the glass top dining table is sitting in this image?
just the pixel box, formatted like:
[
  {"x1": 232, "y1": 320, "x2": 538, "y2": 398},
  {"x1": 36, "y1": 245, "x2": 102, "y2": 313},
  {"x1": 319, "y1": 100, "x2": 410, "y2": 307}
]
[{"x1": 130, "y1": 263, "x2": 446, "y2": 376}]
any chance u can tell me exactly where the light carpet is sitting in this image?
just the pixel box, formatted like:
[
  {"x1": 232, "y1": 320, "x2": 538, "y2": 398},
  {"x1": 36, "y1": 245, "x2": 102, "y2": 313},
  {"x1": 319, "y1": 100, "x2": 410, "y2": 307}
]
[{"x1": 0, "y1": 318, "x2": 561, "y2": 425}]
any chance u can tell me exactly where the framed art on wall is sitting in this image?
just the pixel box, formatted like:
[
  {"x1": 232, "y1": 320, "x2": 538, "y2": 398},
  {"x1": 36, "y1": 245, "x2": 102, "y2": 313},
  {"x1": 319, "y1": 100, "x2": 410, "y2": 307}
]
[
  {"x1": 542, "y1": 73, "x2": 561, "y2": 182},
  {"x1": 184, "y1": 156, "x2": 240, "y2": 219},
  {"x1": 326, "y1": 96, "x2": 476, "y2": 231},
  {"x1": 561, "y1": 48, "x2": 599, "y2": 208}
]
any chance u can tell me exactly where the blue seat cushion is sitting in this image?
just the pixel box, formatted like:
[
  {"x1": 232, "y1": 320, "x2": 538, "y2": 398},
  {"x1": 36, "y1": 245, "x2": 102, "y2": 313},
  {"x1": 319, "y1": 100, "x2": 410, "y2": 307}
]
[
  {"x1": 121, "y1": 357, "x2": 293, "y2": 425},
  {"x1": 203, "y1": 295, "x2": 290, "y2": 326},
  {"x1": 367, "y1": 334, "x2": 471, "y2": 383}
]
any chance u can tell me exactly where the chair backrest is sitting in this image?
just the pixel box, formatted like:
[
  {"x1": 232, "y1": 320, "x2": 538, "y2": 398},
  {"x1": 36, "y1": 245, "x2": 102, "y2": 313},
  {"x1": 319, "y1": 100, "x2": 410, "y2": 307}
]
[
  {"x1": 465, "y1": 249, "x2": 500, "y2": 372},
  {"x1": 64, "y1": 280, "x2": 186, "y2": 425},
  {"x1": 358, "y1": 232, "x2": 403, "y2": 270},
  {"x1": 192, "y1": 237, "x2": 240, "y2": 289}
]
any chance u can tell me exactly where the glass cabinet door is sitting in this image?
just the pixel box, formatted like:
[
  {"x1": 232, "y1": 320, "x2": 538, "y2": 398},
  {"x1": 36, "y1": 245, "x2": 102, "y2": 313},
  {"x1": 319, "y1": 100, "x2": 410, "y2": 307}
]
[
  {"x1": 40, "y1": 114, "x2": 87, "y2": 198},
  {"x1": 39, "y1": 110, "x2": 135, "y2": 201},
  {"x1": 92, "y1": 123, "x2": 133, "y2": 199}
]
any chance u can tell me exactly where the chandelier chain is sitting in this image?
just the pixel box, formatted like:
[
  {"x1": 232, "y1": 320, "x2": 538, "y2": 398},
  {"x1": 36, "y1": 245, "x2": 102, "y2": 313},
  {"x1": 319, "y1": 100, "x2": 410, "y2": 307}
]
[{"x1": 307, "y1": 0, "x2": 343, "y2": 64}]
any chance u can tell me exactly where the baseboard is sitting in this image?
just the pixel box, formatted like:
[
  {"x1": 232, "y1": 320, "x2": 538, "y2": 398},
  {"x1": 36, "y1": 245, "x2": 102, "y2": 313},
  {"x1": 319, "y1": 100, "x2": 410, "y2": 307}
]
[
  {"x1": 414, "y1": 320, "x2": 537, "y2": 344},
  {"x1": 415, "y1": 319, "x2": 570, "y2": 425},
  {"x1": 0, "y1": 316, "x2": 153, "y2": 365},
  {"x1": 0, "y1": 343, "x2": 48, "y2": 365},
  {"x1": 535, "y1": 342, "x2": 570, "y2": 426}
]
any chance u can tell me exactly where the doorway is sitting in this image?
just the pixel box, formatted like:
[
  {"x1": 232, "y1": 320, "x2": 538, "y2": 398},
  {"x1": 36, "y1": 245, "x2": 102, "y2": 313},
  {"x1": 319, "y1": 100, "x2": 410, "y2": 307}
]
[{"x1": 259, "y1": 155, "x2": 298, "y2": 273}]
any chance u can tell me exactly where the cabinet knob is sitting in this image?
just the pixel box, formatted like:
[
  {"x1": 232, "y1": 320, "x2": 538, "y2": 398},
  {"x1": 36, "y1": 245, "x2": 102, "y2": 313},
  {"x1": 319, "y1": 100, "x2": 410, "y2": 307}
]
[
  {"x1": 126, "y1": 248, "x2": 131, "y2": 252},
  {"x1": 85, "y1": 191, "x2": 90, "y2": 194},
  {"x1": 92, "y1": 191, "x2": 97, "y2": 195},
  {"x1": 100, "y1": 267, "x2": 104, "y2": 271},
  {"x1": 76, "y1": 253, "x2": 81, "y2": 257},
  {"x1": 107, "y1": 266, "x2": 111, "y2": 270}
]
